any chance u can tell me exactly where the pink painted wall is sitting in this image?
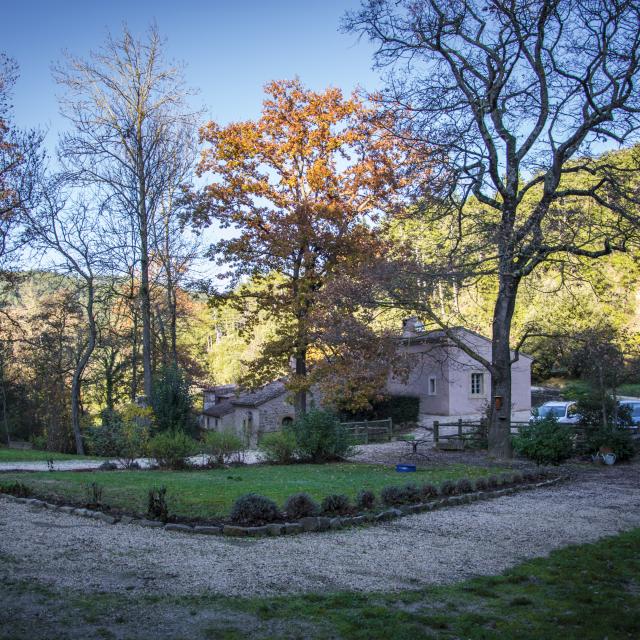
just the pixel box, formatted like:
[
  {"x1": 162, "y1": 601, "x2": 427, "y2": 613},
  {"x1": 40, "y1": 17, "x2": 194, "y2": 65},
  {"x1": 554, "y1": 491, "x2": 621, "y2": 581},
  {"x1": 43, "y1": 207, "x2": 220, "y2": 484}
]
[{"x1": 387, "y1": 328, "x2": 532, "y2": 416}]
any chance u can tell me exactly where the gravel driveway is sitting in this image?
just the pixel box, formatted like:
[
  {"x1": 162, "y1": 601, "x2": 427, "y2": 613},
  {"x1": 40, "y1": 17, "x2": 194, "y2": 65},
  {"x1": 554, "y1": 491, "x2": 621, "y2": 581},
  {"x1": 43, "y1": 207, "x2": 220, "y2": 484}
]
[{"x1": 1, "y1": 462, "x2": 638, "y2": 598}]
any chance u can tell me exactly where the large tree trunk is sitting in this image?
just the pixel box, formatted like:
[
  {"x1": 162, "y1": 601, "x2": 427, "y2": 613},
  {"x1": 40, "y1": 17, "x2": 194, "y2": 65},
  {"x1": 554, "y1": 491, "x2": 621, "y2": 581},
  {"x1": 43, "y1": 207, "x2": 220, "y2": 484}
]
[
  {"x1": 0, "y1": 357, "x2": 10, "y2": 447},
  {"x1": 70, "y1": 283, "x2": 97, "y2": 456},
  {"x1": 294, "y1": 350, "x2": 307, "y2": 418},
  {"x1": 104, "y1": 351, "x2": 115, "y2": 411},
  {"x1": 488, "y1": 272, "x2": 520, "y2": 459},
  {"x1": 131, "y1": 310, "x2": 139, "y2": 401},
  {"x1": 168, "y1": 282, "x2": 178, "y2": 366},
  {"x1": 137, "y1": 138, "x2": 153, "y2": 403}
]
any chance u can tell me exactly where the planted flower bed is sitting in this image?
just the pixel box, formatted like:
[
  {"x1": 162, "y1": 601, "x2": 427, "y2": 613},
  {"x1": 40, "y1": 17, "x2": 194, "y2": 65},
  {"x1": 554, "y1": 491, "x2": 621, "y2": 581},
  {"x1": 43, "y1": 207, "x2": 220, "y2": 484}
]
[{"x1": 0, "y1": 469, "x2": 563, "y2": 537}]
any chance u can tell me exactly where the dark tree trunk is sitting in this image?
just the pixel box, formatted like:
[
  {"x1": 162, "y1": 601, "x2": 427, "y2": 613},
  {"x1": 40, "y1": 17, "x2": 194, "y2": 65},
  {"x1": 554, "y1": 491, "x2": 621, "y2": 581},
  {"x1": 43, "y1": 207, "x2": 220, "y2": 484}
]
[
  {"x1": 294, "y1": 350, "x2": 307, "y2": 418},
  {"x1": 70, "y1": 282, "x2": 97, "y2": 455},
  {"x1": 169, "y1": 286, "x2": 178, "y2": 366},
  {"x1": 137, "y1": 131, "x2": 153, "y2": 403},
  {"x1": 131, "y1": 311, "x2": 139, "y2": 402},
  {"x1": 0, "y1": 358, "x2": 10, "y2": 447},
  {"x1": 488, "y1": 272, "x2": 520, "y2": 459},
  {"x1": 104, "y1": 351, "x2": 115, "y2": 412}
]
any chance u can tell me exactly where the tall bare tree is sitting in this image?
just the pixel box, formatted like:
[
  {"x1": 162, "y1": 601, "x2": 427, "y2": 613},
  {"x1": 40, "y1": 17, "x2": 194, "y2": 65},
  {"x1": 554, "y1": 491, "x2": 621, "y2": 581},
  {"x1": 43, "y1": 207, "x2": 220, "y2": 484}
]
[
  {"x1": 21, "y1": 183, "x2": 112, "y2": 454},
  {"x1": 346, "y1": 0, "x2": 640, "y2": 457},
  {"x1": 54, "y1": 24, "x2": 200, "y2": 401}
]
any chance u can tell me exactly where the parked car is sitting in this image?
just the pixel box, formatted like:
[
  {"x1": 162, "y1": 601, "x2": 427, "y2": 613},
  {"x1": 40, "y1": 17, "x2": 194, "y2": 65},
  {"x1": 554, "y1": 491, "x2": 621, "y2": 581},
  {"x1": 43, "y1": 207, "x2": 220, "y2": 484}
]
[
  {"x1": 617, "y1": 400, "x2": 640, "y2": 426},
  {"x1": 531, "y1": 401, "x2": 581, "y2": 425}
]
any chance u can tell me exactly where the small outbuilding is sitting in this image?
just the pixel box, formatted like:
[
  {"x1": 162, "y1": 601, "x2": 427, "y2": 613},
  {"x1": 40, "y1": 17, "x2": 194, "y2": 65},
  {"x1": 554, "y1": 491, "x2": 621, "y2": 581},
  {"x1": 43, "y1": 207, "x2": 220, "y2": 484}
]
[{"x1": 200, "y1": 380, "x2": 295, "y2": 447}]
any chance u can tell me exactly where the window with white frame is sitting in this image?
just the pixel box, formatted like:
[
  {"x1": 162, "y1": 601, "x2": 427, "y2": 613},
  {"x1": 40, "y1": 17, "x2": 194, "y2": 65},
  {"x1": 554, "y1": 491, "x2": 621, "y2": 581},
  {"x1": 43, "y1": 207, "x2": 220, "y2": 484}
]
[
  {"x1": 428, "y1": 376, "x2": 437, "y2": 396},
  {"x1": 470, "y1": 372, "x2": 485, "y2": 396}
]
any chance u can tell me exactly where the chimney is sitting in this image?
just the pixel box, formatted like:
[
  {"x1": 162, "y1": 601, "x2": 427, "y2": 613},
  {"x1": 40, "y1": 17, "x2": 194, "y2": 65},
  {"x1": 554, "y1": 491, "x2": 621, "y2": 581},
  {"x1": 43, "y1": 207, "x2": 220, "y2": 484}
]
[{"x1": 402, "y1": 317, "x2": 424, "y2": 337}]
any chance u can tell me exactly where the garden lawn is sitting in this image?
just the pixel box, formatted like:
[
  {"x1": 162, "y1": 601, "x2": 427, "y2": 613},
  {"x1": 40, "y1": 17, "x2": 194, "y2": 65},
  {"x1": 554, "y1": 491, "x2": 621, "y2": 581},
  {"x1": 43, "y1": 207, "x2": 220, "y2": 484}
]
[
  {"x1": 0, "y1": 448, "x2": 102, "y2": 462},
  {"x1": 0, "y1": 462, "x2": 504, "y2": 519}
]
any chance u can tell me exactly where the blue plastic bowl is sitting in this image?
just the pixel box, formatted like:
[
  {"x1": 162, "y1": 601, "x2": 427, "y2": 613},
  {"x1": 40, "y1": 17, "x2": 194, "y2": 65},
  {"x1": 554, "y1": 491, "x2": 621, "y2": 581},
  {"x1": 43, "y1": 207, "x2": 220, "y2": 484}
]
[{"x1": 396, "y1": 464, "x2": 417, "y2": 473}]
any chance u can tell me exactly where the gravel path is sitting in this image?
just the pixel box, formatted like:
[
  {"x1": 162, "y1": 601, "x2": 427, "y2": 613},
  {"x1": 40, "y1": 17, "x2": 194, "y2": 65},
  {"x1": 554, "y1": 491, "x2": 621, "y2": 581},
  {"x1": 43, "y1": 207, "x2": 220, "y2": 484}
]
[{"x1": 1, "y1": 462, "x2": 638, "y2": 597}]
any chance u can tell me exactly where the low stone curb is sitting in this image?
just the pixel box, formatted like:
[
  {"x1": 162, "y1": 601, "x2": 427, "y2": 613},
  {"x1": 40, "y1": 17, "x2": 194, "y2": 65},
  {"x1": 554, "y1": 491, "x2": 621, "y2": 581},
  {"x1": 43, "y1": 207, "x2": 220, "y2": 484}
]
[{"x1": 0, "y1": 476, "x2": 566, "y2": 538}]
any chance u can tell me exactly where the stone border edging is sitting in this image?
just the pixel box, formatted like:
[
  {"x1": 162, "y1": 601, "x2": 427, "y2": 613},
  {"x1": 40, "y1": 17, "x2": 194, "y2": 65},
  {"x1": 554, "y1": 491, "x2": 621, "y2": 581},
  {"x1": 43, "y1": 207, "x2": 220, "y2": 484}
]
[{"x1": 0, "y1": 476, "x2": 566, "y2": 537}]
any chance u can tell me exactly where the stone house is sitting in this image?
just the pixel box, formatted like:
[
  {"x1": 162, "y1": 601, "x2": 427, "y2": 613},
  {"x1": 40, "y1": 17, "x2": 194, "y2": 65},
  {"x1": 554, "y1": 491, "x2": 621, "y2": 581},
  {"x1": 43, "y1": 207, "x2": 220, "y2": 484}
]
[
  {"x1": 200, "y1": 380, "x2": 296, "y2": 447},
  {"x1": 386, "y1": 319, "x2": 532, "y2": 419},
  {"x1": 200, "y1": 319, "x2": 532, "y2": 440}
]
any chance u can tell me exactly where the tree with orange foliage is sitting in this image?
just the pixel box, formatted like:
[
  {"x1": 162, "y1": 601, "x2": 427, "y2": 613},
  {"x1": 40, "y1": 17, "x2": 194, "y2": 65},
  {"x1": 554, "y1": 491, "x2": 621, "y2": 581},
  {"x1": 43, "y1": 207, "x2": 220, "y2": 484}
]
[{"x1": 193, "y1": 79, "x2": 422, "y2": 415}]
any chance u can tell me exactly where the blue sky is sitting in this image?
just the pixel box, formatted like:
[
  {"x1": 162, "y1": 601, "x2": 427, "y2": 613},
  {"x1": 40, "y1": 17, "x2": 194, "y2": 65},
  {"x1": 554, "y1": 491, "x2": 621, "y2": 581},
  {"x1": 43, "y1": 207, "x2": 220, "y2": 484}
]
[
  {"x1": 5, "y1": 0, "x2": 380, "y2": 137},
  {"x1": 4, "y1": 1, "x2": 380, "y2": 281}
]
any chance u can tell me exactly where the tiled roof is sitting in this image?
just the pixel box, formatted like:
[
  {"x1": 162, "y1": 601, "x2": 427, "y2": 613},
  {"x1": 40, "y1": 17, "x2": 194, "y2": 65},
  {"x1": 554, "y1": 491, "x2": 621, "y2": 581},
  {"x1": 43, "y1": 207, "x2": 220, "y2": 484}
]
[
  {"x1": 201, "y1": 379, "x2": 288, "y2": 410},
  {"x1": 202, "y1": 400, "x2": 235, "y2": 418},
  {"x1": 232, "y1": 380, "x2": 287, "y2": 407}
]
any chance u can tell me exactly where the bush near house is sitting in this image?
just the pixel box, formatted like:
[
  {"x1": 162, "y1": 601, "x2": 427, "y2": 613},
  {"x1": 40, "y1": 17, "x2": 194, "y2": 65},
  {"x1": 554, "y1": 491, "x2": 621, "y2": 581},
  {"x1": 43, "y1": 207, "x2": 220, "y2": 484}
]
[
  {"x1": 150, "y1": 364, "x2": 198, "y2": 436},
  {"x1": 86, "y1": 406, "x2": 150, "y2": 466},
  {"x1": 287, "y1": 410, "x2": 354, "y2": 463},
  {"x1": 147, "y1": 431, "x2": 197, "y2": 470},
  {"x1": 512, "y1": 418, "x2": 574, "y2": 465},
  {"x1": 341, "y1": 395, "x2": 420, "y2": 427},
  {"x1": 258, "y1": 430, "x2": 297, "y2": 464},
  {"x1": 203, "y1": 429, "x2": 244, "y2": 465},
  {"x1": 585, "y1": 425, "x2": 636, "y2": 462}
]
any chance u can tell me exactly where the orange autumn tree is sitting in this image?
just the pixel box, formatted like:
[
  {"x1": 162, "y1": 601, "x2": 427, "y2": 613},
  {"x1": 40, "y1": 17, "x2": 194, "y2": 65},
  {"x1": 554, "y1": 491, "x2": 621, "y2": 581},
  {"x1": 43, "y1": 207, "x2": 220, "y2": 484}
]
[{"x1": 194, "y1": 79, "x2": 420, "y2": 415}]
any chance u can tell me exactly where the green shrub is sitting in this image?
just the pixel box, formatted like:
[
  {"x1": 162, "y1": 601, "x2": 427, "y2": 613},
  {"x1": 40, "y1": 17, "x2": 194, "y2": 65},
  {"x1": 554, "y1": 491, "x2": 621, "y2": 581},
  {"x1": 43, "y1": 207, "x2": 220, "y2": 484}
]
[
  {"x1": 0, "y1": 481, "x2": 32, "y2": 498},
  {"x1": 498, "y1": 473, "x2": 514, "y2": 486},
  {"x1": 380, "y1": 485, "x2": 405, "y2": 506},
  {"x1": 420, "y1": 483, "x2": 439, "y2": 500},
  {"x1": 512, "y1": 418, "x2": 574, "y2": 465},
  {"x1": 87, "y1": 406, "x2": 150, "y2": 467},
  {"x1": 321, "y1": 494, "x2": 351, "y2": 516},
  {"x1": 85, "y1": 482, "x2": 104, "y2": 507},
  {"x1": 30, "y1": 434, "x2": 47, "y2": 451},
  {"x1": 341, "y1": 395, "x2": 420, "y2": 426},
  {"x1": 401, "y1": 483, "x2": 421, "y2": 503},
  {"x1": 379, "y1": 483, "x2": 421, "y2": 506},
  {"x1": 585, "y1": 425, "x2": 636, "y2": 462},
  {"x1": 355, "y1": 490, "x2": 376, "y2": 511},
  {"x1": 287, "y1": 410, "x2": 354, "y2": 463},
  {"x1": 258, "y1": 430, "x2": 297, "y2": 464},
  {"x1": 474, "y1": 477, "x2": 488, "y2": 491},
  {"x1": 203, "y1": 429, "x2": 244, "y2": 465},
  {"x1": 284, "y1": 493, "x2": 320, "y2": 519},
  {"x1": 151, "y1": 364, "x2": 197, "y2": 435},
  {"x1": 147, "y1": 486, "x2": 168, "y2": 521},
  {"x1": 230, "y1": 493, "x2": 281, "y2": 525},
  {"x1": 456, "y1": 478, "x2": 474, "y2": 494},
  {"x1": 147, "y1": 431, "x2": 197, "y2": 470},
  {"x1": 439, "y1": 480, "x2": 458, "y2": 496}
]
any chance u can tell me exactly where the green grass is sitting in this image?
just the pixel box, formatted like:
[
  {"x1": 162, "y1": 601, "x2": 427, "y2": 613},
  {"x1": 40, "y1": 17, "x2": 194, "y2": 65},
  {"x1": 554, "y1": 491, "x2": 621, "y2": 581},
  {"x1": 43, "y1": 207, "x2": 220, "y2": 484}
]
[
  {"x1": 214, "y1": 527, "x2": 640, "y2": 638},
  {"x1": 0, "y1": 462, "x2": 504, "y2": 519},
  {"x1": 0, "y1": 447, "x2": 102, "y2": 462},
  {"x1": 2, "y1": 528, "x2": 639, "y2": 639}
]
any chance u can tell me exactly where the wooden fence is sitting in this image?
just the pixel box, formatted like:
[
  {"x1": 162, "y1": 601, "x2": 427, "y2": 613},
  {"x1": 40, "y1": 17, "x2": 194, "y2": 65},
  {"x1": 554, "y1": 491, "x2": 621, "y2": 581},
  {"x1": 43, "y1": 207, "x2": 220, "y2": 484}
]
[
  {"x1": 432, "y1": 419, "x2": 639, "y2": 450},
  {"x1": 340, "y1": 418, "x2": 393, "y2": 444}
]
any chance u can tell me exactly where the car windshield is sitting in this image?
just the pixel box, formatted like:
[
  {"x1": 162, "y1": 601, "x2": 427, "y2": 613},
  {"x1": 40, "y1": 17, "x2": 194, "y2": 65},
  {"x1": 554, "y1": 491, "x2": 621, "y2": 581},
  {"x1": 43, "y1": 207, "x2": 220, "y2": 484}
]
[
  {"x1": 538, "y1": 405, "x2": 567, "y2": 418},
  {"x1": 622, "y1": 403, "x2": 640, "y2": 417}
]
